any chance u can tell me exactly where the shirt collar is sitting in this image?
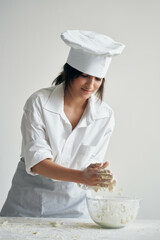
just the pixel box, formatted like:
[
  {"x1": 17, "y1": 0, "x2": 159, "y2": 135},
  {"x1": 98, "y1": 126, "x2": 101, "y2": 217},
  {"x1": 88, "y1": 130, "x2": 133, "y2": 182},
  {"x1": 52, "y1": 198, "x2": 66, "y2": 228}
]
[
  {"x1": 43, "y1": 83, "x2": 110, "y2": 127},
  {"x1": 43, "y1": 83, "x2": 64, "y2": 115}
]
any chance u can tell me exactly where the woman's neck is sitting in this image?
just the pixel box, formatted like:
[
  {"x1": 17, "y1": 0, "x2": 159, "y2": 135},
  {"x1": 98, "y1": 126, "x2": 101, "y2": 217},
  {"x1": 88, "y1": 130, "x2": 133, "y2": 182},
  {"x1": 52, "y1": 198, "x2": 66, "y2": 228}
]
[{"x1": 64, "y1": 90, "x2": 88, "y2": 110}]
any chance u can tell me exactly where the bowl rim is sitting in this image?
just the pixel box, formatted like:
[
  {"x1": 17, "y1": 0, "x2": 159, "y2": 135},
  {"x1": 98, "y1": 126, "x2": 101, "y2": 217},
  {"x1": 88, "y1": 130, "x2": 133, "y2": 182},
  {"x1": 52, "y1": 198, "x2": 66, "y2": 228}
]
[{"x1": 86, "y1": 196, "x2": 141, "y2": 201}]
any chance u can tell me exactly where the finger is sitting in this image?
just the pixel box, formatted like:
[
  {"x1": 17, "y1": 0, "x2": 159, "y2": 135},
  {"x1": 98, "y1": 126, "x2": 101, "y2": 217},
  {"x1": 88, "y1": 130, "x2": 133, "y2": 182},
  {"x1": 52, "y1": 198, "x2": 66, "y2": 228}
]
[
  {"x1": 91, "y1": 181, "x2": 109, "y2": 187},
  {"x1": 97, "y1": 169, "x2": 110, "y2": 174},
  {"x1": 90, "y1": 180, "x2": 102, "y2": 187},
  {"x1": 94, "y1": 175, "x2": 112, "y2": 184},
  {"x1": 100, "y1": 161, "x2": 109, "y2": 169},
  {"x1": 101, "y1": 175, "x2": 112, "y2": 181},
  {"x1": 89, "y1": 163, "x2": 101, "y2": 169},
  {"x1": 99, "y1": 179, "x2": 112, "y2": 185},
  {"x1": 100, "y1": 184, "x2": 109, "y2": 188},
  {"x1": 98, "y1": 183, "x2": 109, "y2": 188},
  {"x1": 112, "y1": 179, "x2": 117, "y2": 184},
  {"x1": 90, "y1": 175, "x2": 104, "y2": 185},
  {"x1": 101, "y1": 174, "x2": 113, "y2": 181},
  {"x1": 97, "y1": 170, "x2": 112, "y2": 178},
  {"x1": 90, "y1": 179, "x2": 110, "y2": 187},
  {"x1": 98, "y1": 171, "x2": 113, "y2": 177}
]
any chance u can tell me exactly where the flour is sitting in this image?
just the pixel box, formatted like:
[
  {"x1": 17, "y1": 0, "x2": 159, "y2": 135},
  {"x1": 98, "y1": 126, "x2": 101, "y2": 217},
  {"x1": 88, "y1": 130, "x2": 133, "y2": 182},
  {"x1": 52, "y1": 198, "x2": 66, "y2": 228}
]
[
  {"x1": 91, "y1": 179, "x2": 116, "y2": 193},
  {"x1": 72, "y1": 234, "x2": 81, "y2": 240},
  {"x1": 51, "y1": 221, "x2": 64, "y2": 227},
  {"x1": 86, "y1": 197, "x2": 140, "y2": 228},
  {"x1": 1, "y1": 217, "x2": 160, "y2": 240},
  {"x1": 79, "y1": 167, "x2": 117, "y2": 192},
  {"x1": 86, "y1": 179, "x2": 140, "y2": 228},
  {"x1": 0, "y1": 220, "x2": 8, "y2": 226}
]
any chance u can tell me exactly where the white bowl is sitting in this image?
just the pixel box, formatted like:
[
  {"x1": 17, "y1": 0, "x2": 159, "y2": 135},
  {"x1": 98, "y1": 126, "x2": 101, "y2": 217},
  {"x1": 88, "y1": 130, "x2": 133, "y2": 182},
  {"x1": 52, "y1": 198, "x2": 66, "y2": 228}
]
[{"x1": 86, "y1": 193, "x2": 140, "y2": 228}]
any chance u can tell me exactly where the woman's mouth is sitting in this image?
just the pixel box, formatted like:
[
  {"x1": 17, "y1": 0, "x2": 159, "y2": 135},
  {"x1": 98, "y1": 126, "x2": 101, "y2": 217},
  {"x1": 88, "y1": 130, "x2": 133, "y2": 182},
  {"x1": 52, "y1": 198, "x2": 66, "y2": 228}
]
[{"x1": 81, "y1": 88, "x2": 92, "y2": 94}]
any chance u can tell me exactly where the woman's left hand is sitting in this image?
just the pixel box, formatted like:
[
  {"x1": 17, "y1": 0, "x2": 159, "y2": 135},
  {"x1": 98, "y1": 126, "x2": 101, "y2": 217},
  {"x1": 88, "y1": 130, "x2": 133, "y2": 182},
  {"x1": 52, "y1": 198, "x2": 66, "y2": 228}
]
[{"x1": 88, "y1": 161, "x2": 117, "y2": 188}]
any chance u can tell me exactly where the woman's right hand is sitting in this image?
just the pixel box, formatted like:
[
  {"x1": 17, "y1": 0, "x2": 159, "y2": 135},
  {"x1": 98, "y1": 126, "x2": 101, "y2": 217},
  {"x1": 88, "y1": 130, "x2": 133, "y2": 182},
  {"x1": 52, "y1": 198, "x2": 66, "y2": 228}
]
[{"x1": 82, "y1": 162, "x2": 114, "y2": 187}]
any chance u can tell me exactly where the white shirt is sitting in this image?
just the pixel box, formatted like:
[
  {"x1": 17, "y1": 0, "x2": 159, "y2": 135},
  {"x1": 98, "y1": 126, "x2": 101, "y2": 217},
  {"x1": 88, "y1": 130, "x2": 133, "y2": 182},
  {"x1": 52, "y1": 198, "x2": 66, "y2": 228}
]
[{"x1": 20, "y1": 83, "x2": 115, "y2": 176}]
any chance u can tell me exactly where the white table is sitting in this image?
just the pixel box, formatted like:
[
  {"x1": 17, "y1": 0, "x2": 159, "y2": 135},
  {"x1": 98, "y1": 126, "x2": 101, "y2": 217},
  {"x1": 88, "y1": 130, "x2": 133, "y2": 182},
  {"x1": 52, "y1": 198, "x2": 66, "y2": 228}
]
[{"x1": 0, "y1": 217, "x2": 160, "y2": 240}]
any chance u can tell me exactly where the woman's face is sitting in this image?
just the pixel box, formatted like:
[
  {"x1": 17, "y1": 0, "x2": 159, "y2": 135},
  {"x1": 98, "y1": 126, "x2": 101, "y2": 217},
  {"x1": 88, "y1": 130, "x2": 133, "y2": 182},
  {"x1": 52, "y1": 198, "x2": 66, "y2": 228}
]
[{"x1": 68, "y1": 73, "x2": 103, "y2": 100}]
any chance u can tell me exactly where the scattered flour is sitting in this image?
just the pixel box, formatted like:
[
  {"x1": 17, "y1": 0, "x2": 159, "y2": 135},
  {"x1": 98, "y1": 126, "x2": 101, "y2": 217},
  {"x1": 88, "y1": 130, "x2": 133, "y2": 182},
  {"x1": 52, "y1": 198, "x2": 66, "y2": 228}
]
[
  {"x1": 51, "y1": 221, "x2": 64, "y2": 227},
  {"x1": 72, "y1": 234, "x2": 81, "y2": 240},
  {"x1": 0, "y1": 220, "x2": 8, "y2": 226}
]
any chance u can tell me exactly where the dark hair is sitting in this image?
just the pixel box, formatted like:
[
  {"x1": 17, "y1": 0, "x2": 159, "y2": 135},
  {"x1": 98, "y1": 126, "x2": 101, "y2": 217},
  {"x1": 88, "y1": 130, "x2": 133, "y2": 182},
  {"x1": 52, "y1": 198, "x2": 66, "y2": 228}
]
[{"x1": 52, "y1": 63, "x2": 105, "y2": 101}]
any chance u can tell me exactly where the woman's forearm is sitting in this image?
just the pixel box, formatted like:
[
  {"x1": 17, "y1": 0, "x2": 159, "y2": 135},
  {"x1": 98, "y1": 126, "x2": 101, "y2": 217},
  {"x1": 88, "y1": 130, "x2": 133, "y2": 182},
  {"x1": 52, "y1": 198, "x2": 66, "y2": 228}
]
[{"x1": 31, "y1": 159, "x2": 85, "y2": 184}]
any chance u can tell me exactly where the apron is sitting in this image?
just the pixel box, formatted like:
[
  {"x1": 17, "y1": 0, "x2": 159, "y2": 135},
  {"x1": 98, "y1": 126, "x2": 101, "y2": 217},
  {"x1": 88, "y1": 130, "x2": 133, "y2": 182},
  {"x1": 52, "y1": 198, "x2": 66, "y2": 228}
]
[{"x1": 0, "y1": 158, "x2": 89, "y2": 218}]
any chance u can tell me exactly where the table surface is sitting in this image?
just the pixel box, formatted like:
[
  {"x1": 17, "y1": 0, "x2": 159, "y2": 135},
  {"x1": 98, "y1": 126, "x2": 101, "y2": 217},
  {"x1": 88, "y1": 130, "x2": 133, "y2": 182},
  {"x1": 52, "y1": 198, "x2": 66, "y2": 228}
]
[{"x1": 0, "y1": 217, "x2": 160, "y2": 240}]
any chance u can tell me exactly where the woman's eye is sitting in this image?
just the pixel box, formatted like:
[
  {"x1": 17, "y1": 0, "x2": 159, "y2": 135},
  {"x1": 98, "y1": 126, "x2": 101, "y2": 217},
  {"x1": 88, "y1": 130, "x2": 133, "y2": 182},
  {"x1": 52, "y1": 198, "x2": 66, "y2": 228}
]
[
  {"x1": 96, "y1": 77, "x2": 102, "y2": 81},
  {"x1": 81, "y1": 74, "x2": 88, "y2": 78}
]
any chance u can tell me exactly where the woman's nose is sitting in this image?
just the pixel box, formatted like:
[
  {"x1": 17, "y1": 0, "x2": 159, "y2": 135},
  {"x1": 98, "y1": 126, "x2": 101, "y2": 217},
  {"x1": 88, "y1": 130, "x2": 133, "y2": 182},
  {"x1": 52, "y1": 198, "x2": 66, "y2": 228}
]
[{"x1": 86, "y1": 77, "x2": 95, "y2": 88}]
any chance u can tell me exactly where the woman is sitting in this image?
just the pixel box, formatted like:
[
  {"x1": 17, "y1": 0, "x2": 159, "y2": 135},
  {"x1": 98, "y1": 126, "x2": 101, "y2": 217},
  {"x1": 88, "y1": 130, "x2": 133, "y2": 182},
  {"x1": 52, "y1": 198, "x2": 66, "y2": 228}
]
[{"x1": 0, "y1": 30, "x2": 125, "y2": 218}]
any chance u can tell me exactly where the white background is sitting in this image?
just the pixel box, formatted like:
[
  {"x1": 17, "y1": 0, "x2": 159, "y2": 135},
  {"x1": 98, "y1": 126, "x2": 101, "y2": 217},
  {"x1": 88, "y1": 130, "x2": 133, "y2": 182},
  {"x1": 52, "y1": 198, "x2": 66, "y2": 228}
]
[{"x1": 0, "y1": 0, "x2": 160, "y2": 219}]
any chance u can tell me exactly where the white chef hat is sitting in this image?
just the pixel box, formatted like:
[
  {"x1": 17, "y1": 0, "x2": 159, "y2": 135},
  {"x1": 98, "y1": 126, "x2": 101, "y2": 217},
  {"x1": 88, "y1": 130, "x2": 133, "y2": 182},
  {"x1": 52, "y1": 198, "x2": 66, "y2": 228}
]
[{"x1": 61, "y1": 30, "x2": 125, "y2": 78}]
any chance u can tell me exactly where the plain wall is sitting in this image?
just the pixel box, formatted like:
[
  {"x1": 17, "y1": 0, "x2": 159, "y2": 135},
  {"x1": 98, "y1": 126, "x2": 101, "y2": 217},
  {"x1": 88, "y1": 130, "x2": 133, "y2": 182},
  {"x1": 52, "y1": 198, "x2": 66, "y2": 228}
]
[{"x1": 0, "y1": 0, "x2": 160, "y2": 219}]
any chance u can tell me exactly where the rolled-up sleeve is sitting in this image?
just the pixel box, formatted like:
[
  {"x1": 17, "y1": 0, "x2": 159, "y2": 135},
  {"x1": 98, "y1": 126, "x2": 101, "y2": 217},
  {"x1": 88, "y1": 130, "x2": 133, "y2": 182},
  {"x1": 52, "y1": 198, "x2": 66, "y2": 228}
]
[{"x1": 21, "y1": 95, "x2": 54, "y2": 175}]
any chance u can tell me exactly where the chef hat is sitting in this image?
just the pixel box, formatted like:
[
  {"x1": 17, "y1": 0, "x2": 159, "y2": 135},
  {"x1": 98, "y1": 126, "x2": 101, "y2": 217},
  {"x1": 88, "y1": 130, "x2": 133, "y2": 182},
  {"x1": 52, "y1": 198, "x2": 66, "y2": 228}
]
[{"x1": 61, "y1": 30, "x2": 125, "y2": 78}]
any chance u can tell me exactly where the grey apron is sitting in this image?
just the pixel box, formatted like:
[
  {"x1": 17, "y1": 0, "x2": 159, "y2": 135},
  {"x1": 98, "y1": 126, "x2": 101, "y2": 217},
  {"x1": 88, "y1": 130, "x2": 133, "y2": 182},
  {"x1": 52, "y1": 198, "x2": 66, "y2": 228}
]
[{"x1": 0, "y1": 158, "x2": 89, "y2": 218}]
